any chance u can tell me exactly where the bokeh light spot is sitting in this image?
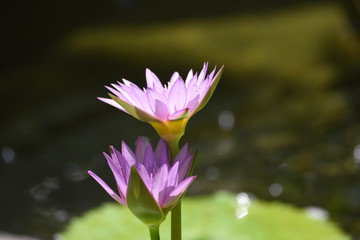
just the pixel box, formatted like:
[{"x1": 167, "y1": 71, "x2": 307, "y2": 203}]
[
  {"x1": 218, "y1": 110, "x2": 235, "y2": 131},
  {"x1": 269, "y1": 183, "x2": 283, "y2": 197}
]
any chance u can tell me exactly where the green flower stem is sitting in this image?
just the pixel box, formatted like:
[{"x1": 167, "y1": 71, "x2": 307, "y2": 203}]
[
  {"x1": 171, "y1": 203, "x2": 182, "y2": 240},
  {"x1": 167, "y1": 138, "x2": 181, "y2": 240},
  {"x1": 167, "y1": 138, "x2": 180, "y2": 162},
  {"x1": 149, "y1": 226, "x2": 160, "y2": 240}
]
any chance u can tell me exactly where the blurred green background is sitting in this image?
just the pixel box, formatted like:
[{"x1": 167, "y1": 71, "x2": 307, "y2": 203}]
[{"x1": 1, "y1": 0, "x2": 360, "y2": 239}]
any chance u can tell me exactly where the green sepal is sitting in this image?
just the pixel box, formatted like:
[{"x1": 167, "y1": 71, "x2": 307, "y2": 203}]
[
  {"x1": 193, "y1": 66, "x2": 223, "y2": 115},
  {"x1": 109, "y1": 94, "x2": 158, "y2": 122},
  {"x1": 188, "y1": 150, "x2": 198, "y2": 177},
  {"x1": 126, "y1": 166, "x2": 165, "y2": 227}
]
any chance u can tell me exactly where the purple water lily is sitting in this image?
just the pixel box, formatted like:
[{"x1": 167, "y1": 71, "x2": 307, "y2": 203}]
[
  {"x1": 98, "y1": 63, "x2": 223, "y2": 142},
  {"x1": 88, "y1": 138, "x2": 196, "y2": 210}
]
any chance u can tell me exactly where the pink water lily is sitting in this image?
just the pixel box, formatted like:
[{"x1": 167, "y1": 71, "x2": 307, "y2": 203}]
[
  {"x1": 88, "y1": 138, "x2": 196, "y2": 210},
  {"x1": 99, "y1": 63, "x2": 223, "y2": 142}
]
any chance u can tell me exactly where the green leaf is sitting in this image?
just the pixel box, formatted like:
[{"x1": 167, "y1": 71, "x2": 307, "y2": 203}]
[
  {"x1": 193, "y1": 66, "x2": 223, "y2": 115},
  {"x1": 62, "y1": 192, "x2": 351, "y2": 240},
  {"x1": 126, "y1": 166, "x2": 165, "y2": 227},
  {"x1": 109, "y1": 94, "x2": 158, "y2": 122}
]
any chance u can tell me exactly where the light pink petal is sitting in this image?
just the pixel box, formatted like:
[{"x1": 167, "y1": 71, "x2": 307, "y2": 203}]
[
  {"x1": 143, "y1": 143, "x2": 156, "y2": 173},
  {"x1": 154, "y1": 100, "x2": 170, "y2": 120},
  {"x1": 105, "y1": 85, "x2": 122, "y2": 97},
  {"x1": 197, "y1": 62, "x2": 208, "y2": 84},
  {"x1": 117, "y1": 84, "x2": 152, "y2": 113},
  {"x1": 88, "y1": 171, "x2": 125, "y2": 205},
  {"x1": 177, "y1": 154, "x2": 193, "y2": 181},
  {"x1": 135, "y1": 137, "x2": 148, "y2": 164},
  {"x1": 110, "y1": 146, "x2": 130, "y2": 180},
  {"x1": 151, "y1": 164, "x2": 169, "y2": 204},
  {"x1": 136, "y1": 164, "x2": 152, "y2": 191},
  {"x1": 163, "y1": 176, "x2": 196, "y2": 207},
  {"x1": 185, "y1": 95, "x2": 200, "y2": 112},
  {"x1": 98, "y1": 97, "x2": 126, "y2": 112},
  {"x1": 146, "y1": 89, "x2": 169, "y2": 119},
  {"x1": 185, "y1": 69, "x2": 194, "y2": 86},
  {"x1": 185, "y1": 73, "x2": 199, "y2": 97},
  {"x1": 109, "y1": 84, "x2": 136, "y2": 106},
  {"x1": 103, "y1": 151, "x2": 125, "y2": 179},
  {"x1": 103, "y1": 151, "x2": 121, "y2": 173},
  {"x1": 146, "y1": 68, "x2": 163, "y2": 90},
  {"x1": 167, "y1": 161, "x2": 179, "y2": 187},
  {"x1": 155, "y1": 139, "x2": 170, "y2": 166},
  {"x1": 168, "y1": 77, "x2": 187, "y2": 113},
  {"x1": 106, "y1": 159, "x2": 128, "y2": 199},
  {"x1": 174, "y1": 143, "x2": 189, "y2": 165},
  {"x1": 197, "y1": 78, "x2": 211, "y2": 100},
  {"x1": 121, "y1": 141, "x2": 136, "y2": 166},
  {"x1": 167, "y1": 72, "x2": 179, "y2": 90},
  {"x1": 171, "y1": 176, "x2": 196, "y2": 196},
  {"x1": 207, "y1": 67, "x2": 217, "y2": 82},
  {"x1": 121, "y1": 79, "x2": 137, "y2": 87}
]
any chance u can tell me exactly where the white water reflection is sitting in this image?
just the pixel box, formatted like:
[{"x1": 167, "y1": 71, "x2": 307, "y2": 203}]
[
  {"x1": 306, "y1": 206, "x2": 329, "y2": 221},
  {"x1": 53, "y1": 233, "x2": 62, "y2": 240},
  {"x1": 235, "y1": 192, "x2": 251, "y2": 219}
]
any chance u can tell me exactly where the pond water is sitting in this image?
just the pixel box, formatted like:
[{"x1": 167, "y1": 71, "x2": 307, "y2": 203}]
[{"x1": 1, "y1": 2, "x2": 360, "y2": 239}]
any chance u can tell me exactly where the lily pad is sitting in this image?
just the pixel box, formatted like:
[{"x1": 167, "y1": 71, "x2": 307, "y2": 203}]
[{"x1": 61, "y1": 192, "x2": 350, "y2": 240}]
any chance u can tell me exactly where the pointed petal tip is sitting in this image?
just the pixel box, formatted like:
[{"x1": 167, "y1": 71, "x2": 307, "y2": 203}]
[
  {"x1": 98, "y1": 96, "x2": 109, "y2": 101},
  {"x1": 108, "y1": 145, "x2": 115, "y2": 154}
]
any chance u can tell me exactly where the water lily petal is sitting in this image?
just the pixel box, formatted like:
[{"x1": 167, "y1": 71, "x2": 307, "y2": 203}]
[
  {"x1": 121, "y1": 141, "x2": 136, "y2": 166},
  {"x1": 168, "y1": 71, "x2": 180, "y2": 90},
  {"x1": 143, "y1": 142, "x2": 156, "y2": 173},
  {"x1": 106, "y1": 159, "x2": 128, "y2": 199},
  {"x1": 192, "y1": 65, "x2": 223, "y2": 115},
  {"x1": 97, "y1": 97, "x2": 126, "y2": 112},
  {"x1": 146, "y1": 68, "x2": 163, "y2": 91},
  {"x1": 155, "y1": 139, "x2": 170, "y2": 166},
  {"x1": 151, "y1": 164, "x2": 169, "y2": 203},
  {"x1": 185, "y1": 69, "x2": 194, "y2": 86},
  {"x1": 168, "y1": 77, "x2": 187, "y2": 113},
  {"x1": 163, "y1": 176, "x2": 196, "y2": 207},
  {"x1": 88, "y1": 170, "x2": 125, "y2": 205}
]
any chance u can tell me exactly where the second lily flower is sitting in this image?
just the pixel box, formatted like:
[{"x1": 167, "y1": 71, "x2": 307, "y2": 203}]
[{"x1": 88, "y1": 138, "x2": 196, "y2": 227}]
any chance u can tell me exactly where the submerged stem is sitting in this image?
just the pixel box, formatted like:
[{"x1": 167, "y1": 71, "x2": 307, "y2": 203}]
[{"x1": 149, "y1": 226, "x2": 160, "y2": 240}]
